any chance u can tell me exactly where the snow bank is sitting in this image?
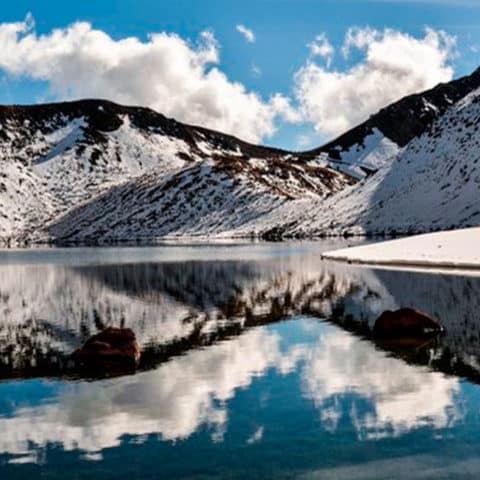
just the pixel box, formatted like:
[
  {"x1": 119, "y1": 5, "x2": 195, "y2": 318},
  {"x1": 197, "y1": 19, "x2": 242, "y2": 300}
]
[{"x1": 322, "y1": 228, "x2": 480, "y2": 269}]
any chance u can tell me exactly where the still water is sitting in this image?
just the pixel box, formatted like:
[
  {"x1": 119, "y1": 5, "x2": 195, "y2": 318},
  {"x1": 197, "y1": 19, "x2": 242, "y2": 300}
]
[{"x1": 1, "y1": 241, "x2": 480, "y2": 479}]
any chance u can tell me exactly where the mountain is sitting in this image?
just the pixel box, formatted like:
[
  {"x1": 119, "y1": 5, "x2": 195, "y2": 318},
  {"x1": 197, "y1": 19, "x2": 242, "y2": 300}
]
[
  {"x1": 0, "y1": 99, "x2": 353, "y2": 244},
  {"x1": 302, "y1": 66, "x2": 480, "y2": 179},
  {"x1": 1, "y1": 67, "x2": 480, "y2": 243},
  {"x1": 266, "y1": 73, "x2": 480, "y2": 237}
]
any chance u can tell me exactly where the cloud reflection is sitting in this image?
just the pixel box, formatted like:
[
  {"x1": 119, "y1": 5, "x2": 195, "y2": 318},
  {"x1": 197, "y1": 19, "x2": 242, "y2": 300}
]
[
  {"x1": 302, "y1": 329, "x2": 461, "y2": 439},
  {"x1": 0, "y1": 327, "x2": 298, "y2": 459},
  {"x1": 0, "y1": 319, "x2": 462, "y2": 463}
]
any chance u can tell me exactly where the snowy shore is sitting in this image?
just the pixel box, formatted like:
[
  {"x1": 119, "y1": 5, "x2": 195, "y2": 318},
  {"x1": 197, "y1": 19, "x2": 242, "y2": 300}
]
[{"x1": 322, "y1": 228, "x2": 480, "y2": 270}]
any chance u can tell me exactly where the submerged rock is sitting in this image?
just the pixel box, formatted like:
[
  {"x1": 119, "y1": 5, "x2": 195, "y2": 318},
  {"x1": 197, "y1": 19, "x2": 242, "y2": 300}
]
[
  {"x1": 374, "y1": 308, "x2": 444, "y2": 338},
  {"x1": 72, "y1": 327, "x2": 141, "y2": 368}
]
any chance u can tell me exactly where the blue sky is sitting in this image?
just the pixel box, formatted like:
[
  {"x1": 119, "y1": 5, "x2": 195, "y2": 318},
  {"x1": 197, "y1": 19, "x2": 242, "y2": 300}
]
[{"x1": 0, "y1": 0, "x2": 479, "y2": 149}]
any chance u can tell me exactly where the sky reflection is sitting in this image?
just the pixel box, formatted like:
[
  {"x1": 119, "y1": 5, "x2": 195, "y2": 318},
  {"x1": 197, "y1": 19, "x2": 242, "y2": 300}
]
[
  {"x1": 0, "y1": 318, "x2": 463, "y2": 464},
  {"x1": 1, "y1": 243, "x2": 480, "y2": 478}
]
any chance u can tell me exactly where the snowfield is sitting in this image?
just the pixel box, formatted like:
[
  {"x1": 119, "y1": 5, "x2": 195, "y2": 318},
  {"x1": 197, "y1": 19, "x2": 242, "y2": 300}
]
[
  {"x1": 322, "y1": 228, "x2": 480, "y2": 269},
  {"x1": 0, "y1": 99, "x2": 354, "y2": 244}
]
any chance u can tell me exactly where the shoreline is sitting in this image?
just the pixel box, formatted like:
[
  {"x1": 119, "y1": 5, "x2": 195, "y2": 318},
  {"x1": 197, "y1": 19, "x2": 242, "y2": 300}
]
[
  {"x1": 320, "y1": 255, "x2": 480, "y2": 276},
  {"x1": 0, "y1": 231, "x2": 427, "y2": 249}
]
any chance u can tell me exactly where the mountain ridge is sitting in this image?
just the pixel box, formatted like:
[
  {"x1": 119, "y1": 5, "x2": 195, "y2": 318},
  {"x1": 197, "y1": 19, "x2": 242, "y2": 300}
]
[
  {"x1": 309, "y1": 66, "x2": 480, "y2": 157},
  {"x1": 1, "y1": 67, "x2": 480, "y2": 244}
]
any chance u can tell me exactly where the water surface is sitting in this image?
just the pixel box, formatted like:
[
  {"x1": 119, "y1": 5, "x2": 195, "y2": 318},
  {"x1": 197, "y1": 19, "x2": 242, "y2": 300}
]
[{"x1": 1, "y1": 241, "x2": 480, "y2": 479}]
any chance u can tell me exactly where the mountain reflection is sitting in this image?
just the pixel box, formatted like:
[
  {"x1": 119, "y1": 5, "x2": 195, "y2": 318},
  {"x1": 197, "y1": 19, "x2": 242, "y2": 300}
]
[
  {"x1": 1, "y1": 255, "x2": 480, "y2": 381},
  {"x1": 0, "y1": 246, "x2": 479, "y2": 462}
]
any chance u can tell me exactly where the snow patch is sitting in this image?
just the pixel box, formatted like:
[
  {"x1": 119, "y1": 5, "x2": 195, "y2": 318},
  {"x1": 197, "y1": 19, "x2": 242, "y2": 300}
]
[
  {"x1": 336, "y1": 128, "x2": 399, "y2": 176},
  {"x1": 35, "y1": 118, "x2": 86, "y2": 164},
  {"x1": 323, "y1": 228, "x2": 480, "y2": 270}
]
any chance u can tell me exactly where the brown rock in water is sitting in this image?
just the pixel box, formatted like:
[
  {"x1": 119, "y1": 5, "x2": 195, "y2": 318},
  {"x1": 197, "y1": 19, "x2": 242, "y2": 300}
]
[
  {"x1": 72, "y1": 327, "x2": 141, "y2": 368},
  {"x1": 374, "y1": 308, "x2": 444, "y2": 338}
]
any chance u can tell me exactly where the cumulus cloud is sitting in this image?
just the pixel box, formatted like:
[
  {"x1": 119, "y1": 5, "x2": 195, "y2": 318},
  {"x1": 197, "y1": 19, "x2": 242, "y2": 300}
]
[
  {"x1": 341, "y1": 26, "x2": 378, "y2": 57},
  {"x1": 296, "y1": 27, "x2": 457, "y2": 138},
  {"x1": 308, "y1": 33, "x2": 334, "y2": 67},
  {"x1": 236, "y1": 24, "x2": 255, "y2": 43},
  {"x1": 0, "y1": 16, "x2": 461, "y2": 145},
  {"x1": 0, "y1": 15, "x2": 294, "y2": 143},
  {"x1": 296, "y1": 134, "x2": 315, "y2": 149}
]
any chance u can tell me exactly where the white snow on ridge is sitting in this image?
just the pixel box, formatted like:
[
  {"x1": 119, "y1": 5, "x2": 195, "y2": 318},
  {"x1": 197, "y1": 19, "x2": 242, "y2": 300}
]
[
  {"x1": 106, "y1": 115, "x2": 192, "y2": 172},
  {"x1": 2, "y1": 78, "x2": 480, "y2": 244},
  {"x1": 1, "y1": 102, "x2": 357, "y2": 244},
  {"x1": 35, "y1": 117, "x2": 86, "y2": 164},
  {"x1": 323, "y1": 228, "x2": 480, "y2": 269},
  {"x1": 331, "y1": 128, "x2": 400, "y2": 179}
]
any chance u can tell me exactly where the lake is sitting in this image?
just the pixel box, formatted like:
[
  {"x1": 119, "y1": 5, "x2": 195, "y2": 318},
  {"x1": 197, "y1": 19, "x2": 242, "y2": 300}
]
[{"x1": 1, "y1": 240, "x2": 480, "y2": 479}]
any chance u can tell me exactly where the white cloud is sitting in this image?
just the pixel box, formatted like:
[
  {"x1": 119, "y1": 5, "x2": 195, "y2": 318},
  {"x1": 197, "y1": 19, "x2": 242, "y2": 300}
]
[
  {"x1": 295, "y1": 27, "x2": 457, "y2": 138},
  {"x1": 0, "y1": 16, "x2": 462, "y2": 145},
  {"x1": 236, "y1": 24, "x2": 255, "y2": 43},
  {"x1": 341, "y1": 26, "x2": 378, "y2": 57},
  {"x1": 269, "y1": 93, "x2": 302, "y2": 123},
  {"x1": 0, "y1": 15, "x2": 293, "y2": 143},
  {"x1": 296, "y1": 134, "x2": 314, "y2": 148},
  {"x1": 308, "y1": 33, "x2": 334, "y2": 67}
]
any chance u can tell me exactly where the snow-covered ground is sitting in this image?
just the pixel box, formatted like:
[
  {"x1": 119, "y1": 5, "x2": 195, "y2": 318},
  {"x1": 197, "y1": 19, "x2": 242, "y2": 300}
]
[
  {"x1": 323, "y1": 228, "x2": 480, "y2": 269},
  {"x1": 329, "y1": 128, "x2": 399, "y2": 179}
]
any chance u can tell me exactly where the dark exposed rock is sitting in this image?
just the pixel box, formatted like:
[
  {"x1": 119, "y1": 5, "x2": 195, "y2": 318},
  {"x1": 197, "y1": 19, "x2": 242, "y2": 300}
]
[
  {"x1": 71, "y1": 327, "x2": 141, "y2": 368},
  {"x1": 374, "y1": 308, "x2": 444, "y2": 338}
]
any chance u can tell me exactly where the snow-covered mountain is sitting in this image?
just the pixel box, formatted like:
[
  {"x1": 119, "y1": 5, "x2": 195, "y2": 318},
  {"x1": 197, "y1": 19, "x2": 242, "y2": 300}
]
[
  {"x1": 268, "y1": 73, "x2": 480, "y2": 237},
  {"x1": 0, "y1": 99, "x2": 355, "y2": 243},
  {"x1": 1, "y1": 67, "x2": 480, "y2": 243},
  {"x1": 304, "y1": 66, "x2": 480, "y2": 179}
]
